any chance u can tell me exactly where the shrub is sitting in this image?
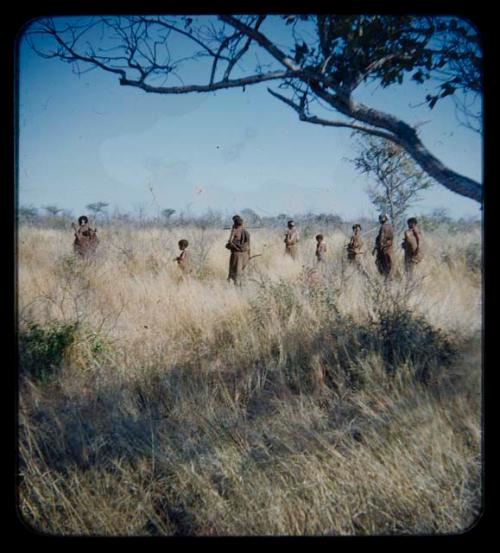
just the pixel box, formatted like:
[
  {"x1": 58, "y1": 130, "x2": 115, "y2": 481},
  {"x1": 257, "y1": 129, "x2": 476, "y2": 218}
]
[
  {"x1": 374, "y1": 306, "x2": 457, "y2": 381},
  {"x1": 464, "y1": 242, "x2": 482, "y2": 273},
  {"x1": 19, "y1": 320, "x2": 79, "y2": 382}
]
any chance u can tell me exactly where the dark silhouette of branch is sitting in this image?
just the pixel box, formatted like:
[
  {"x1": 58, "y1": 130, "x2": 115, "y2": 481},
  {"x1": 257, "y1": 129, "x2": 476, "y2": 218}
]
[
  {"x1": 267, "y1": 88, "x2": 396, "y2": 142},
  {"x1": 27, "y1": 14, "x2": 483, "y2": 204}
]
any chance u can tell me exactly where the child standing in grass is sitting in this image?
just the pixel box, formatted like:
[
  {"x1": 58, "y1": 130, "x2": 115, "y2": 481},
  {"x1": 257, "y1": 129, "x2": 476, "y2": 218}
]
[
  {"x1": 175, "y1": 239, "x2": 190, "y2": 278},
  {"x1": 315, "y1": 234, "x2": 327, "y2": 263},
  {"x1": 347, "y1": 224, "x2": 364, "y2": 267}
]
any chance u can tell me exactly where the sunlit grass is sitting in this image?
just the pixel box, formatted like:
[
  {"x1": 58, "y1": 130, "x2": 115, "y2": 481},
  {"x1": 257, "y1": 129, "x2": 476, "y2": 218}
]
[{"x1": 18, "y1": 224, "x2": 482, "y2": 536}]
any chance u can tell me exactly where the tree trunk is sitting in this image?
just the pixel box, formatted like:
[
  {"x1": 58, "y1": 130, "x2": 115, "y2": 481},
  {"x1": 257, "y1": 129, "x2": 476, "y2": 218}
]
[
  {"x1": 310, "y1": 84, "x2": 482, "y2": 204},
  {"x1": 348, "y1": 99, "x2": 483, "y2": 204}
]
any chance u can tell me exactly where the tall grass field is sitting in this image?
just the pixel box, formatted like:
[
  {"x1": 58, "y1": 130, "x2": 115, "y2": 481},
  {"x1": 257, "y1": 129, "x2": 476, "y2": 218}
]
[{"x1": 17, "y1": 223, "x2": 482, "y2": 536}]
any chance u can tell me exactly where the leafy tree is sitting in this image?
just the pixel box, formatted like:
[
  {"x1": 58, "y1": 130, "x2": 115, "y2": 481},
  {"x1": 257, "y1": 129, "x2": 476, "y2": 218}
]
[
  {"x1": 161, "y1": 208, "x2": 176, "y2": 220},
  {"x1": 43, "y1": 205, "x2": 63, "y2": 216},
  {"x1": 315, "y1": 213, "x2": 343, "y2": 227},
  {"x1": 85, "y1": 202, "x2": 109, "y2": 218},
  {"x1": 240, "y1": 208, "x2": 261, "y2": 226},
  {"x1": 41, "y1": 205, "x2": 71, "y2": 229},
  {"x1": 349, "y1": 134, "x2": 434, "y2": 232},
  {"x1": 28, "y1": 15, "x2": 482, "y2": 203},
  {"x1": 18, "y1": 205, "x2": 39, "y2": 223}
]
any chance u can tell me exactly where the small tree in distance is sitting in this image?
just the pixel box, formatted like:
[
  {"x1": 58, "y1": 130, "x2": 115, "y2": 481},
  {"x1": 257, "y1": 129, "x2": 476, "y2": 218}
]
[
  {"x1": 349, "y1": 134, "x2": 434, "y2": 233},
  {"x1": 41, "y1": 205, "x2": 72, "y2": 229},
  {"x1": 240, "y1": 208, "x2": 261, "y2": 226},
  {"x1": 161, "y1": 208, "x2": 176, "y2": 220},
  {"x1": 43, "y1": 205, "x2": 63, "y2": 216},
  {"x1": 86, "y1": 202, "x2": 109, "y2": 221},
  {"x1": 19, "y1": 205, "x2": 39, "y2": 224}
]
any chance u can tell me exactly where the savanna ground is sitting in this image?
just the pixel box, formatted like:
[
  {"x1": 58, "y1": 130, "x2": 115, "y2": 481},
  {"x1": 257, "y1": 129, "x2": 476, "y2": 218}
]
[{"x1": 17, "y1": 222, "x2": 482, "y2": 536}]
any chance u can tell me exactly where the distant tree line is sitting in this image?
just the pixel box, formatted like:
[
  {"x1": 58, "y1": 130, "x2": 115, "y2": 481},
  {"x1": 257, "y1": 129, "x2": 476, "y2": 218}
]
[{"x1": 18, "y1": 203, "x2": 480, "y2": 234}]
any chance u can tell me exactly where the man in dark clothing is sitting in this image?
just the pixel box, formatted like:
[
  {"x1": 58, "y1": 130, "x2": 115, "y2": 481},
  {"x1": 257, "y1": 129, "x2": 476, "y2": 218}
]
[
  {"x1": 402, "y1": 217, "x2": 424, "y2": 277},
  {"x1": 226, "y1": 215, "x2": 251, "y2": 285},
  {"x1": 73, "y1": 215, "x2": 99, "y2": 258},
  {"x1": 373, "y1": 214, "x2": 394, "y2": 277}
]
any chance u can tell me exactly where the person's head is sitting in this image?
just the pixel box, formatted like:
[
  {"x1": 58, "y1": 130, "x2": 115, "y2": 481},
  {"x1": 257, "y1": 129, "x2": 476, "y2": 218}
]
[
  {"x1": 353, "y1": 224, "x2": 362, "y2": 233},
  {"x1": 232, "y1": 215, "x2": 243, "y2": 227},
  {"x1": 78, "y1": 215, "x2": 89, "y2": 226},
  {"x1": 315, "y1": 234, "x2": 323, "y2": 242},
  {"x1": 178, "y1": 239, "x2": 189, "y2": 250},
  {"x1": 407, "y1": 217, "x2": 418, "y2": 228},
  {"x1": 379, "y1": 214, "x2": 388, "y2": 224},
  {"x1": 287, "y1": 220, "x2": 295, "y2": 229}
]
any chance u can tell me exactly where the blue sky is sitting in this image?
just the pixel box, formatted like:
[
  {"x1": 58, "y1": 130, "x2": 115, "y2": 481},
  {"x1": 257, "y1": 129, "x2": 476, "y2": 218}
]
[{"x1": 18, "y1": 15, "x2": 483, "y2": 221}]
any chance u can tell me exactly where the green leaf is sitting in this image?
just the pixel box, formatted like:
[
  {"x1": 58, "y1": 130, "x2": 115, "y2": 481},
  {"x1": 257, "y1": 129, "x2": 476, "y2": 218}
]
[
  {"x1": 440, "y1": 83, "x2": 456, "y2": 98},
  {"x1": 428, "y1": 96, "x2": 438, "y2": 109}
]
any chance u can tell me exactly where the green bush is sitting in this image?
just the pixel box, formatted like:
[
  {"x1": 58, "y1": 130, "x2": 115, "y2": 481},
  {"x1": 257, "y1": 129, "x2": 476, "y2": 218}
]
[
  {"x1": 19, "y1": 320, "x2": 79, "y2": 381},
  {"x1": 374, "y1": 306, "x2": 457, "y2": 381},
  {"x1": 251, "y1": 278, "x2": 457, "y2": 391}
]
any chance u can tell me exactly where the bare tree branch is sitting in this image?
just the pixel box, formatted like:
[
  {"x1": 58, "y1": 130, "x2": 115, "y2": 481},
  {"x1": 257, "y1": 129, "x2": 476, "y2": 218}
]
[
  {"x1": 219, "y1": 15, "x2": 302, "y2": 72},
  {"x1": 223, "y1": 16, "x2": 266, "y2": 81},
  {"x1": 209, "y1": 32, "x2": 239, "y2": 85},
  {"x1": 308, "y1": 83, "x2": 482, "y2": 202},
  {"x1": 118, "y1": 70, "x2": 303, "y2": 94},
  {"x1": 267, "y1": 88, "x2": 397, "y2": 142},
  {"x1": 27, "y1": 15, "x2": 483, "y2": 204}
]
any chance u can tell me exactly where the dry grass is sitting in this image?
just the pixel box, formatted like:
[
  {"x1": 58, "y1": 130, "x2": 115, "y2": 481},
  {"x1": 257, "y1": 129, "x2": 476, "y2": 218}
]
[{"x1": 17, "y1": 224, "x2": 482, "y2": 536}]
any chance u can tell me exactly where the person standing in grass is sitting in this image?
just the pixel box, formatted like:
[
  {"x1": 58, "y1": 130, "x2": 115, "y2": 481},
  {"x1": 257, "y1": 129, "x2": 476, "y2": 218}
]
[
  {"x1": 175, "y1": 239, "x2": 190, "y2": 278},
  {"x1": 226, "y1": 215, "x2": 251, "y2": 286},
  {"x1": 284, "y1": 220, "x2": 299, "y2": 259},
  {"x1": 73, "y1": 215, "x2": 99, "y2": 258},
  {"x1": 347, "y1": 224, "x2": 364, "y2": 266},
  {"x1": 315, "y1": 234, "x2": 327, "y2": 263},
  {"x1": 373, "y1": 214, "x2": 394, "y2": 278},
  {"x1": 402, "y1": 217, "x2": 424, "y2": 277}
]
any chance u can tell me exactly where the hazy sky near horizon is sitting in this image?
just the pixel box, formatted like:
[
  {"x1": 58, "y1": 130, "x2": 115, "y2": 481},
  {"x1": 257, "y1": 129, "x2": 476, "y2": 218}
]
[{"x1": 18, "y1": 15, "x2": 483, "y2": 221}]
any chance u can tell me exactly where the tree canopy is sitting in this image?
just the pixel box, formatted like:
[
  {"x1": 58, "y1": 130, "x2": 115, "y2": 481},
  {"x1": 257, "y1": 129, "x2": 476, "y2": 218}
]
[{"x1": 27, "y1": 14, "x2": 482, "y2": 203}]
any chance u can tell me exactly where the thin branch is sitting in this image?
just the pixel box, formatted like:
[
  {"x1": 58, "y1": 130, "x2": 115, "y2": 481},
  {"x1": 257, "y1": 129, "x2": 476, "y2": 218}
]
[
  {"x1": 138, "y1": 16, "x2": 231, "y2": 61},
  {"x1": 267, "y1": 88, "x2": 397, "y2": 142},
  {"x1": 348, "y1": 54, "x2": 406, "y2": 91},
  {"x1": 219, "y1": 15, "x2": 301, "y2": 72},
  {"x1": 223, "y1": 16, "x2": 266, "y2": 81},
  {"x1": 41, "y1": 24, "x2": 127, "y2": 79},
  {"x1": 119, "y1": 70, "x2": 302, "y2": 94},
  {"x1": 209, "y1": 32, "x2": 239, "y2": 85}
]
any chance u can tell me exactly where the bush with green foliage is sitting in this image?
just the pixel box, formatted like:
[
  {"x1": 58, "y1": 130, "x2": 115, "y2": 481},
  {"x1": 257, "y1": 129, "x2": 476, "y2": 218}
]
[{"x1": 19, "y1": 321, "x2": 79, "y2": 382}]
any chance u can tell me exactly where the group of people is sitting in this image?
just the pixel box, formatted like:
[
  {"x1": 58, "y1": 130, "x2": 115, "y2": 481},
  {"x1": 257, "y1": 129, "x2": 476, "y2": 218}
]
[
  {"x1": 347, "y1": 214, "x2": 424, "y2": 278},
  {"x1": 72, "y1": 213, "x2": 424, "y2": 284},
  {"x1": 371, "y1": 214, "x2": 424, "y2": 278}
]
